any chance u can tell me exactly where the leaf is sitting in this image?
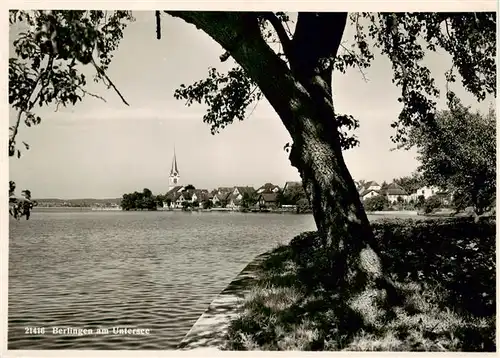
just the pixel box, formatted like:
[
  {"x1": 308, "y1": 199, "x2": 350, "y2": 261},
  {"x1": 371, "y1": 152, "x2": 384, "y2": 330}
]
[{"x1": 22, "y1": 141, "x2": 30, "y2": 150}]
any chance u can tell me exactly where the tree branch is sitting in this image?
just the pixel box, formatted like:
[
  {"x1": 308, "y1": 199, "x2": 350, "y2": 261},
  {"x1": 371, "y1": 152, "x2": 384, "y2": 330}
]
[
  {"x1": 289, "y1": 12, "x2": 348, "y2": 103},
  {"x1": 29, "y1": 56, "x2": 55, "y2": 109},
  {"x1": 91, "y1": 57, "x2": 130, "y2": 106},
  {"x1": 260, "y1": 12, "x2": 293, "y2": 59},
  {"x1": 81, "y1": 88, "x2": 107, "y2": 102},
  {"x1": 340, "y1": 43, "x2": 369, "y2": 82},
  {"x1": 245, "y1": 96, "x2": 260, "y2": 120},
  {"x1": 166, "y1": 11, "x2": 352, "y2": 147},
  {"x1": 9, "y1": 55, "x2": 51, "y2": 155},
  {"x1": 165, "y1": 11, "x2": 305, "y2": 134},
  {"x1": 291, "y1": 12, "x2": 348, "y2": 77}
]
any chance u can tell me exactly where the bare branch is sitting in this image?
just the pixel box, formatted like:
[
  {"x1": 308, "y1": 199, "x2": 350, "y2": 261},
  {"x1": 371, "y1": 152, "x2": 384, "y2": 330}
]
[
  {"x1": 245, "y1": 97, "x2": 260, "y2": 120},
  {"x1": 81, "y1": 88, "x2": 107, "y2": 102},
  {"x1": 91, "y1": 57, "x2": 130, "y2": 106}
]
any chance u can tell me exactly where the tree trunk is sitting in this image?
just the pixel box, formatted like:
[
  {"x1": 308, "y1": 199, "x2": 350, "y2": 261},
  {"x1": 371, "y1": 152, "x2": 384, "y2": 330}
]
[{"x1": 287, "y1": 98, "x2": 391, "y2": 291}]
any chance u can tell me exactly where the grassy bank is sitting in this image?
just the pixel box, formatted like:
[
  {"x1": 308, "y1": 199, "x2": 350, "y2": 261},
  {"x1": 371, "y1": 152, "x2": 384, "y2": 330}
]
[{"x1": 224, "y1": 217, "x2": 495, "y2": 351}]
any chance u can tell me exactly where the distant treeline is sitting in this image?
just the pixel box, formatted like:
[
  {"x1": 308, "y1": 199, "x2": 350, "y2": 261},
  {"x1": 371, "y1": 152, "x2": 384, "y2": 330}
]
[
  {"x1": 35, "y1": 198, "x2": 121, "y2": 207},
  {"x1": 120, "y1": 188, "x2": 161, "y2": 211}
]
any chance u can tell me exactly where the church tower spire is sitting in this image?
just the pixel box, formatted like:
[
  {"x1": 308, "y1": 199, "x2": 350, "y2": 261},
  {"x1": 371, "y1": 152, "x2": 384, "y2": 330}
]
[
  {"x1": 170, "y1": 146, "x2": 179, "y2": 175},
  {"x1": 168, "y1": 147, "x2": 180, "y2": 192}
]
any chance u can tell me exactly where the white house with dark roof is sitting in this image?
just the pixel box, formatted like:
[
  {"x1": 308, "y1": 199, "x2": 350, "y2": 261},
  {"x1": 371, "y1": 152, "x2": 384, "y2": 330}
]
[
  {"x1": 358, "y1": 181, "x2": 381, "y2": 200},
  {"x1": 410, "y1": 186, "x2": 452, "y2": 205},
  {"x1": 163, "y1": 185, "x2": 184, "y2": 208},
  {"x1": 383, "y1": 182, "x2": 410, "y2": 203},
  {"x1": 211, "y1": 190, "x2": 231, "y2": 207},
  {"x1": 363, "y1": 181, "x2": 381, "y2": 192},
  {"x1": 360, "y1": 188, "x2": 380, "y2": 200},
  {"x1": 411, "y1": 186, "x2": 439, "y2": 201}
]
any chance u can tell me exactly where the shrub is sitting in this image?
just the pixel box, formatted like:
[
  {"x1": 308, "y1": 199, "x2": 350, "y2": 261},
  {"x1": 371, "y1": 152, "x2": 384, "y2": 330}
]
[
  {"x1": 416, "y1": 195, "x2": 426, "y2": 208},
  {"x1": 371, "y1": 217, "x2": 495, "y2": 318},
  {"x1": 296, "y1": 198, "x2": 311, "y2": 213},
  {"x1": 202, "y1": 200, "x2": 213, "y2": 209},
  {"x1": 364, "y1": 195, "x2": 389, "y2": 211},
  {"x1": 423, "y1": 195, "x2": 442, "y2": 214}
]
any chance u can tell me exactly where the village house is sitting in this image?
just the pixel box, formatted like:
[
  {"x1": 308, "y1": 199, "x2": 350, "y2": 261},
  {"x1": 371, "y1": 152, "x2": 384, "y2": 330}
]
[
  {"x1": 359, "y1": 181, "x2": 382, "y2": 201},
  {"x1": 415, "y1": 186, "x2": 438, "y2": 200},
  {"x1": 410, "y1": 186, "x2": 441, "y2": 202},
  {"x1": 227, "y1": 186, "x2": 256, "y2": 210},
  {"x1": 410, "y1": 185, "x2": 452, "y2": 205},
  {"x1": 358, "y1": 181, "x2": 410, "y2": 203},
  {"x1": 256, "y1": 183, "x2": 280, "y2": 194},
  {"x1": 361, "y1": 181, "x2": 382, "y2": 192},
  {"x1": 217, "y1": 187, "x2": 233, "y2": 195},
  {"x1": 219, "y1": 192, "x2": 231, "y2": 207},
  {"x1": 233, "y1": 186, "x2": 256, "y2": 197},
  {"x1": 383, "y1": 182, "x2": 410, "y2": 203},
  {"x1": 360, "y1": 189, "x2": 379, "y2": 201},
  {"x1": 163, "y1": 185, "x2": 184, "y2": 209},
  {"x1": 191, "y1": 189, "x2": 212, "y2": 207},
  {"x1": 211, "y1": 190, "x2": 231, "y2": 207},
  {"x1": 162, "y1": 186, "x2": 212, "y2": 209},
  {"x1": 177, "y1": 190, "x2": 193, "y2": 207},
  {"x1": 257, "y1": 192, "x2": 279, "y2": 209}
]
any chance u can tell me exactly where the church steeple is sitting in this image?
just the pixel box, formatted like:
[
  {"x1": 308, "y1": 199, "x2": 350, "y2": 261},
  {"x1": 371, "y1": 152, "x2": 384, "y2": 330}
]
[
  {"x1": 170, "y1": 146, "x2": 179, "y2": 175},
  {"x1": 168, "y1": 147, "x2": 180, "y2": 192}
]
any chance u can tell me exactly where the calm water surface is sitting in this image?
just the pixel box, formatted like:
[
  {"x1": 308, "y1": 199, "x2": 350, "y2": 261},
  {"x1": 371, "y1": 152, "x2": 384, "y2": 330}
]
[{"x1": 9, "y1": 210, "x2": 317, "y2": 349}]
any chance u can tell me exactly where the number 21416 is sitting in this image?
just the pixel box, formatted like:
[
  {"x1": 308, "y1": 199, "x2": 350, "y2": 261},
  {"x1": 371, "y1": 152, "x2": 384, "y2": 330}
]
[{"x1": 25, "y1": 327, "x2": 45, "y2": 334}]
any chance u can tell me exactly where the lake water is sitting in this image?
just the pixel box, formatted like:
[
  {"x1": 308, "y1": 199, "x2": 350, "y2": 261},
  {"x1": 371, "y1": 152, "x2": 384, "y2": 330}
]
[{"x1": 8, "y1": 210, "x2": 318, "y2": 350}]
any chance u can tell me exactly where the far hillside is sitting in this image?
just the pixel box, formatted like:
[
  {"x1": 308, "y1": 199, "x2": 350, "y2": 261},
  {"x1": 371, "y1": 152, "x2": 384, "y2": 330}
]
[{"x1": 35, "y1": 198, "x2": 122, "y2": 208}]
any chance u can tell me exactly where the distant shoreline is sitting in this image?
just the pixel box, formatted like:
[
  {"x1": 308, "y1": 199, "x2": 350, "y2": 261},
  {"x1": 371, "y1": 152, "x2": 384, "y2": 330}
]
[
  {"x1": 31, "y1": 207, "x2": 428, "y2": 217},
  {"x1": 368, "y1": 210, "x2": 419, "y2": 216},
  {"x1": 32, "y1": 207, "x2": 310, "y2": 214}
]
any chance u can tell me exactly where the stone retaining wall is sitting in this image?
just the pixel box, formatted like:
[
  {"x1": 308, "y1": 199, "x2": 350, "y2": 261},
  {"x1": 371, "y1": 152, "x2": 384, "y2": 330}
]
[{"x1": 177, "y1": 251, "x2": 270, "y2": 350}]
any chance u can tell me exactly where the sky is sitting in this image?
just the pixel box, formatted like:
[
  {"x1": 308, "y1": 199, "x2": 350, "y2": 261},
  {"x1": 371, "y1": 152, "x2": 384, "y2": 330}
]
[{"x1": 8, "y1": 11, "x2": 494, "y2": 199}]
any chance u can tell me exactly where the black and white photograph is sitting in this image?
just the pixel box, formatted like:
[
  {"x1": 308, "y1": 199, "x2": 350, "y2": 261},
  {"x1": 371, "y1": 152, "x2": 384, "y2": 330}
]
[{"x1": 3, "y1": 3, "x2": 497, "y2": 354}]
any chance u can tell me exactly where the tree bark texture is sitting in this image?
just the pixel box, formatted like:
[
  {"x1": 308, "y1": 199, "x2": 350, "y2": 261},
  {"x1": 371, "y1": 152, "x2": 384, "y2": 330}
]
[{"x1": 168, "y1": 12, "x2": 398, "y2": 309}]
